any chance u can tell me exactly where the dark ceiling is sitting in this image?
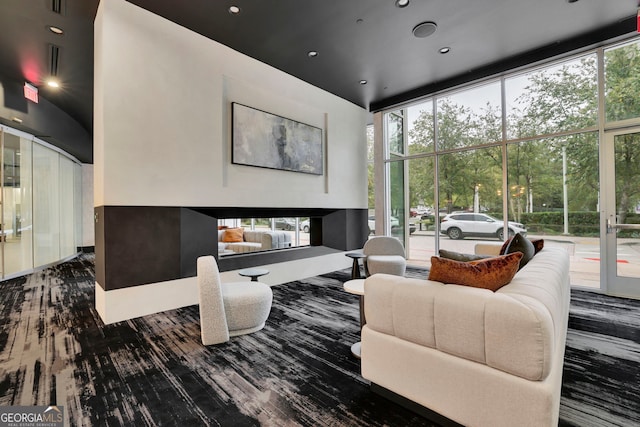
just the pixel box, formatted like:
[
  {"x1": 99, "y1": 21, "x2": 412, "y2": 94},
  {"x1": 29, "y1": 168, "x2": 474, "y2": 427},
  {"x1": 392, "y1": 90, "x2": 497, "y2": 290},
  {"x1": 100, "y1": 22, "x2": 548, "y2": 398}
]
[{"x1": 2, "y1": 0, "x2": 638, "y2": 140}]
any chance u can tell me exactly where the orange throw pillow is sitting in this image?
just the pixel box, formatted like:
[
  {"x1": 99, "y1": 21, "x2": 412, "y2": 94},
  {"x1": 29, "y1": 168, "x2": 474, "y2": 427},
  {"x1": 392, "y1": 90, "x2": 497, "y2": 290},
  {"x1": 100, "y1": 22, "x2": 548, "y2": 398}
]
[
  {"x1": 428, "y1": 252, "x2": 523, "y2": 292},
  {"x1": 222, "y1": 228, "x2": 244, "y2": 243},
  {"x1": 531, "y1": 238, "x2": 544, "y2": 254}
]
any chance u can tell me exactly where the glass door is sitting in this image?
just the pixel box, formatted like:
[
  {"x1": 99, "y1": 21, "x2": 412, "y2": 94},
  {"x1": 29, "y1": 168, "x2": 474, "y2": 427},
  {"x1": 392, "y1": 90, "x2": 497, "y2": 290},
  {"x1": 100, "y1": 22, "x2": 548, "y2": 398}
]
[{"x1": 603, "y1": 128, "x2": 640, "y2": 298}]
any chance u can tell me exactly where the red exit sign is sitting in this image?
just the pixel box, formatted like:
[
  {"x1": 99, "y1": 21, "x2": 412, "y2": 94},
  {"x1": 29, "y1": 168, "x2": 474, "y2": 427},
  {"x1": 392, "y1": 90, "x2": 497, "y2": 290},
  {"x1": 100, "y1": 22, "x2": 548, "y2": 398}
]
[{"x1": 24, "y1": 82, "x2": 38, "y2": 103}]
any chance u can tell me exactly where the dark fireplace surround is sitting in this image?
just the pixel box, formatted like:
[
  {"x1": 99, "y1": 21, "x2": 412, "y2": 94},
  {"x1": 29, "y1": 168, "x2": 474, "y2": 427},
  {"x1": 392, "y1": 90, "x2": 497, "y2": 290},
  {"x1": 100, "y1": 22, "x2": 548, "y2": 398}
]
[{"x1": 95, "y1": 206, "x2": 368, "y2": 292}]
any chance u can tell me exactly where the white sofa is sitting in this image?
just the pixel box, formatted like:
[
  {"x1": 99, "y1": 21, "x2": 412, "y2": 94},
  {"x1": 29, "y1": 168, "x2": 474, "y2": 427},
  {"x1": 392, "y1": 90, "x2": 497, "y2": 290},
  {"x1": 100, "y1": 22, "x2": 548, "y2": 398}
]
[
  {"x1": 218, "y1": 229, "x2": 291, "y2": 255},
  {"x1": 360, "y1": 246, "x2": 570, "y2": 427}
]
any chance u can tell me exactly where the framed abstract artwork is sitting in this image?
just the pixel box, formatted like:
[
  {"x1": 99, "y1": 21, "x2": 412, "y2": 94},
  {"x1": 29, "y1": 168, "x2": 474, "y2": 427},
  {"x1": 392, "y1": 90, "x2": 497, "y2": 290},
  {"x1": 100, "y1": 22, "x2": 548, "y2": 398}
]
[{"x1": 231, "y1": 103, "x2": 323, "y2": 175}]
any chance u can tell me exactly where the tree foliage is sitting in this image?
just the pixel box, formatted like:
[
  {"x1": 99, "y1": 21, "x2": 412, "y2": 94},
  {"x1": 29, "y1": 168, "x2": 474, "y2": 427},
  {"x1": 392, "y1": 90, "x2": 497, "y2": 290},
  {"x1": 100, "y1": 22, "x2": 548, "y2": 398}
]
[{"x1": 398, "y1": 41, "x2": 640, "y2": 228}]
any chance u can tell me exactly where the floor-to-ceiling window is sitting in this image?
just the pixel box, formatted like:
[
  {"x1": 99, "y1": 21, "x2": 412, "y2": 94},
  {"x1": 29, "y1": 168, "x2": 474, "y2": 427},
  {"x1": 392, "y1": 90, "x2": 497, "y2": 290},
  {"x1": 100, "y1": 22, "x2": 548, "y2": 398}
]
[
  {"x1": 379, "y1": 36, "x2": 640, "y2": 295},
  {"x1": 1, "y1": 131, "x2": 33, "y2": 276},
  {"x1": 0, "y1": 126, "x2": 82, "y2": 280}
]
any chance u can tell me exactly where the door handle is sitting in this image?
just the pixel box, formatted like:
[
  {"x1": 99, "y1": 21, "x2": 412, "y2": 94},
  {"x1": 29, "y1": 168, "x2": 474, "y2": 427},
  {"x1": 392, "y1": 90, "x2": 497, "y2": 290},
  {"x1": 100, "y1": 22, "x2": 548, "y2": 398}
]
[{"x1": 607, "y1": 216, "x2": 640, "y2": 233}]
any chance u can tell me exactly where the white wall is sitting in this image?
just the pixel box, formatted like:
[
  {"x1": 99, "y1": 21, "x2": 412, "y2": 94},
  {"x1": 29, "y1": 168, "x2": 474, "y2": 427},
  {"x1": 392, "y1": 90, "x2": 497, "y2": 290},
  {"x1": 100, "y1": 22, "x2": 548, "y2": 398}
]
[
  {"x1": 82, "y1": 164, "x2": 94, "y2": 247},
  {"x1": 95, "y1": 0, "x2": 368, "y2": 210}
]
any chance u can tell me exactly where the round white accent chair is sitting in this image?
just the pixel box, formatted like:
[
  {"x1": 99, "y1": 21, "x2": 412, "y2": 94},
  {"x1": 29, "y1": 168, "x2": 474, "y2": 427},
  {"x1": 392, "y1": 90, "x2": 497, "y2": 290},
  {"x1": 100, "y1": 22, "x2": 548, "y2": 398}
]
[
  {"x1": 197, "y1": 256, "x2": 273, "y2": 345},
  {"x1": 363, "y1": 236, "x2": 407, "y2": 277}
]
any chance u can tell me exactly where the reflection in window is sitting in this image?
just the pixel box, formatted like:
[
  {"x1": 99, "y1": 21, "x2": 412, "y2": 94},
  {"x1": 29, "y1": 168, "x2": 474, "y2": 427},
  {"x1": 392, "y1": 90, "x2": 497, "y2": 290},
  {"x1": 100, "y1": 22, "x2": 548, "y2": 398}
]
[
  {"x1": 2, "y1": 133, "x2": 33, "y2": 276},
  {"x1": 367, "y1": 124, "x2": 375, "y2": 215},
  {"x1": 387, "y1": 111, "x2": 404, "y2": 155},
  {"x1": 217, "y1": 217, "x2": 309, "y2": 256},
  {"x1": 389, "y1": 160, "x2": 405, "y2": 238}
]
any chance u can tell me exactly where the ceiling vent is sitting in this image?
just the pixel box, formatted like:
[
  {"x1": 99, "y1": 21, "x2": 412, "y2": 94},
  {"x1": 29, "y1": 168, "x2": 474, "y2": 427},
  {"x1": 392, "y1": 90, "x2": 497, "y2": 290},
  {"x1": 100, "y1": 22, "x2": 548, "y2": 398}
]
[
  {"x1": 49, "y1": 44, "x2": 60, "y2": 76},
  {"x1": 413, "y1": 21, "x2": 437, "y2": 38}
]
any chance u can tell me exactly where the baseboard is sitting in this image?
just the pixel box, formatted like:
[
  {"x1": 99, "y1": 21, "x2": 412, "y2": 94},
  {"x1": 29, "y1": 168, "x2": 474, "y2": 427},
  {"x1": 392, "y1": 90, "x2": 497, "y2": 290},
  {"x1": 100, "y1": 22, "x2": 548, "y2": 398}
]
[
  {"x1": 370, "y1": 383, "x2": 463, "y2": 427},
  {"x1": 95, "y1": 251, "x2": 352, "y2": 324}
]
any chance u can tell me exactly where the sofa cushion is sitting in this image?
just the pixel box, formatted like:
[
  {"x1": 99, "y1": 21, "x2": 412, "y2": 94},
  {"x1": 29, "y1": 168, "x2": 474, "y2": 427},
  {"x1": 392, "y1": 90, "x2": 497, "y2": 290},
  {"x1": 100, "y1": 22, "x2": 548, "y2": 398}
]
[
  {"x1": 500, "y1": 236, "x2": 544, "y2": 255},
  {"x1": 225, "y1": 242, "x2": 262, "y2": 253},
  {"x1": 222, "y1": 228, "x2": 244, "y2": 243},
  {"x1": 428, "y1": 252, "x2": 523, "y2": 291},
  {"x1": 439, "y1": 249, "x2": 492, "y2": 262},
  {"x1": 503, "y1": 233, "x2": 535, "y2": 269}
]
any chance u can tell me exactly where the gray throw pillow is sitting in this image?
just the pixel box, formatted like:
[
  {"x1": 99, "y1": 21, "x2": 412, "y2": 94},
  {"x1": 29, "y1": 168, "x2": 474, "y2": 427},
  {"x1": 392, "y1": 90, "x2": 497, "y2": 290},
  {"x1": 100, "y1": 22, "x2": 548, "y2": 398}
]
[
  {"x1": 503, "y1": 232, "x2": 535, "y2": 270},
  {"x1": 439, "y1": 249, "x2": 492, "y2": 262}
]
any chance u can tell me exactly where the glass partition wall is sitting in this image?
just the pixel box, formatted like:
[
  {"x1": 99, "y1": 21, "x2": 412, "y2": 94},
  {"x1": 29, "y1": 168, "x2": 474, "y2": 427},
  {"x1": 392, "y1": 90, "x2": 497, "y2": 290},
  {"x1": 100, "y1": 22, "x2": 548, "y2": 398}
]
[
  {"x1": 0, "y1": 126, "x2": 81, "y2": 280},
  {"x1": 377, "y1": 36, "x2": 640, "y2": 295}
]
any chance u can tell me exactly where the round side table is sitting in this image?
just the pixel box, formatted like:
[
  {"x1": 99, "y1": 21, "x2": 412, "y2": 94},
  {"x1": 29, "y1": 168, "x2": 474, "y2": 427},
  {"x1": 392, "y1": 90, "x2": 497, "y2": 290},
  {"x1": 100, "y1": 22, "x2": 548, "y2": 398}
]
[
  {"x1": 238, "y1": 268, "x2": 269, "y2": 282},
  {"x1": 343, "y1": 278, "x2": 365, "y2": 358},
  {"x1": 345, "y1": 251, "x2": 366, "y2": 279}
]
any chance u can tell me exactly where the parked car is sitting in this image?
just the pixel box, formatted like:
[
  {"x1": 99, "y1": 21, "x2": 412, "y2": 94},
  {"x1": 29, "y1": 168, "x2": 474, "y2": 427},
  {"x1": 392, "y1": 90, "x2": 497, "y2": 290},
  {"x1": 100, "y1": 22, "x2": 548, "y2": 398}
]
[
  {"x1": 274, "y1": 218, "x2": 296, "y2": 230},
  {"x1": 439, "y1": 213, "x2": 526, "y2": 240},
  {"x1": 299, "y1": 219, "x2": 310, "y2": 233},
  {"x1": 368, "y1": 215, "x2": 400, "y2": 235}
]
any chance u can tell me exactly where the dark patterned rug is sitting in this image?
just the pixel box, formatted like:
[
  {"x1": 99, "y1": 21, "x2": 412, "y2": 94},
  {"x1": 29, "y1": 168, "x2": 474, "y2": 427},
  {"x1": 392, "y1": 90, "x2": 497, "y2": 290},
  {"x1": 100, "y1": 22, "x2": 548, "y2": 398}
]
[{"x1": 0, "y1": 254, "x2": 638, "y2": 426}]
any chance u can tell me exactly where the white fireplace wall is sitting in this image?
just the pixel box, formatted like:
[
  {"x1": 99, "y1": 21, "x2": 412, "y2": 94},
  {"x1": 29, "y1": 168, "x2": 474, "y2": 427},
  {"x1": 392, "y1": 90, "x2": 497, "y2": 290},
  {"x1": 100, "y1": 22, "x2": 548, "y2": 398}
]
[{"x1": 94, "y1": 0, "x2": 368, "y2": 210}]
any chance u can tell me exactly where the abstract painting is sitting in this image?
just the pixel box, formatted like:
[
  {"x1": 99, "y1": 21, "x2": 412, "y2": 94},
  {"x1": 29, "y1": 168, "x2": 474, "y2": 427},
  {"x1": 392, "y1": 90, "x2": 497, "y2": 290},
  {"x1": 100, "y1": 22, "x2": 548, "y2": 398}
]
[{"x1": 232, "y1": 103, "x2": 323, "y2": 175}]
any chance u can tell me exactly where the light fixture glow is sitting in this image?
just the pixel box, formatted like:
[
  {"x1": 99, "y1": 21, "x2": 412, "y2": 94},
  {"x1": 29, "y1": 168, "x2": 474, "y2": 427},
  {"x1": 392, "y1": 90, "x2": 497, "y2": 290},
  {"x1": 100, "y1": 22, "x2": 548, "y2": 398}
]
[
  {"x1": 439, "y1": 47, "x2": 451, "y2": 54},
  {"x1": 308, "y1": 51, "x2": 318, "y2": 58},
  {"x1": 49, "y1": 26, "x2": 64, "y2": 35},
  {"x1": 229, "y1": 5, "x2": 241, "y2": 14},
  {"x1": 47, "y1": 79, "x2": 60, "y2": 88},
  {"x1": 395, "y1": 0, "x2": 410, "y2": 8},
  {"x1": 359, "y1": 80, "x2": 368, "y2": 85}
]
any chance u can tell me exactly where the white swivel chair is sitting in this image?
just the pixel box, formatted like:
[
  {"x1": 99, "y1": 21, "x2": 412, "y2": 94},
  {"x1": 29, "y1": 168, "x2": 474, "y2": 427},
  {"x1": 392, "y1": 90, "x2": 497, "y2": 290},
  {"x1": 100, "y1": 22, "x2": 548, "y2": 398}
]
[
  {"x1": 197, "y1": 256, "x2": 273, "y2": 345},
  {"x1": 363, "y1": 236, "x2": 407, "y2": 277}
]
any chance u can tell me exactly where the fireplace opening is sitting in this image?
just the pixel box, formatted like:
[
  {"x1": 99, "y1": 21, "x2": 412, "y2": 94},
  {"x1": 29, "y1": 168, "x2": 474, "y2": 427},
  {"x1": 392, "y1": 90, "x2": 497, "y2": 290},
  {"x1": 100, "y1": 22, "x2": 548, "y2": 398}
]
[{"x1": 217, "y1": 217, "x2": 311, "y2": 257}]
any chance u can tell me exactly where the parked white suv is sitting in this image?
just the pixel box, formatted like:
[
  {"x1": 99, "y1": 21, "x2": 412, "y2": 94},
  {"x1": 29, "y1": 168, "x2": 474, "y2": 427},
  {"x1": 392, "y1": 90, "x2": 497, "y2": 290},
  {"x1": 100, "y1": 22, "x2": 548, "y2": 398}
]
[
  {"x1": 368, "y1": 215, "x2": 400, "y2": 235},
  {"x1": 440, "y1": 213, "x2": 526, "y2": 240}
]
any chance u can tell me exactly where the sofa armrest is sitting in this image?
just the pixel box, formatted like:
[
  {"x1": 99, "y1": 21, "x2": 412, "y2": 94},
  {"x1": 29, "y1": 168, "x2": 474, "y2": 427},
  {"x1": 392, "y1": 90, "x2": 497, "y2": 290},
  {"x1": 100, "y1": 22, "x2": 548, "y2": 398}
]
[
  {"x1": 261, "y1": 231, "x2": 292, "y2": 249},
  {"x1": 474, "y1": 243, "x2": 502, "y2": 256}
]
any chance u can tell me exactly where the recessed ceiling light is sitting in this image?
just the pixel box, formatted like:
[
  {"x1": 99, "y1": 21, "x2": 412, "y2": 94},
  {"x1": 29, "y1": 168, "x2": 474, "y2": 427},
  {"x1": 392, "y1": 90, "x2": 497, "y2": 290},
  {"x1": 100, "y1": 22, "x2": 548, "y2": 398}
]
[
  {"x1": 308, "y1": 51, "x2": 318, "y2": 58},
  {"x1": 439, "y1": 47, "x2": 451, "y2": 54},
  {"x1": 47, "y1": 79, "x2": 60, "y2": 88},
  {"x1": 413, "y1": 21, "x2": 437, "y2": 38},
  {"x1": 359, "y1": 80, "x2": 368, "y2": 85},
  {"x1": 395, "y1": 0, "x2": 410, "y2": 8},
  {"x1": 229, "y1": 5, "x2": 241, "y2": 14},
  {"x1": 48, "y1": 26, "x2": 64, "y2": 35}
]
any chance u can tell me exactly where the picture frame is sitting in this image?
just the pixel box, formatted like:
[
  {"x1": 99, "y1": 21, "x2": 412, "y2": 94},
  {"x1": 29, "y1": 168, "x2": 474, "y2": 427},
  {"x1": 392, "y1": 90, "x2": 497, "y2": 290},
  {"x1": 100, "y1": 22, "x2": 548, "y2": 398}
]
[{"x1": 231, "y1": 103, "x2": 323, "y2": 175}]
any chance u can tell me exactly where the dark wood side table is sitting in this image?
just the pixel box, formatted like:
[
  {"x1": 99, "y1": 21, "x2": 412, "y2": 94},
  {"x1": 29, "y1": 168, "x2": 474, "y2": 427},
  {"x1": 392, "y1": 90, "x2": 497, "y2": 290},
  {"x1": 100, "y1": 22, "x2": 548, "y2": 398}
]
[
  {"x1": 238, "y1": 268, "x2": 269, "y2": 282},
  {"x1": 345, "y1": 251, "x2": 365, "y2": 279}
]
